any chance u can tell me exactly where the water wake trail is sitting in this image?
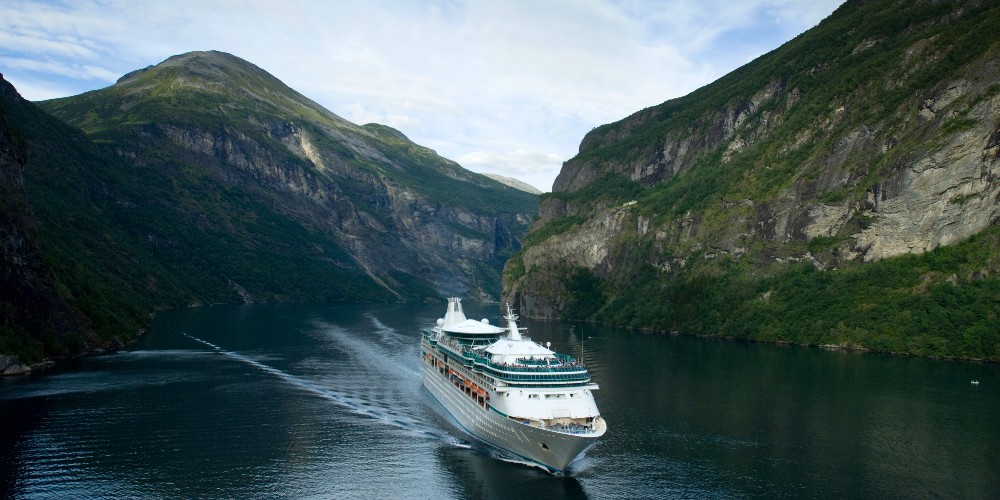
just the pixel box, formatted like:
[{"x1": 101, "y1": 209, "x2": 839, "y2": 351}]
[
  {"x1": 180, "y1": 332, "x2": 463, "y2": 446},
  {"x1": 365, "y1": 314, "x2": 407, "y2": 343},
  {"x1": 312, "y1": 321, "x2": 420, "y2": 380}
]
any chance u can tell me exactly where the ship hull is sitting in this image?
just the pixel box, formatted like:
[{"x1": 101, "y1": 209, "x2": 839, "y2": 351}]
[{"x1": 421, "y1": 361, "x2": 597, "y2": 473}]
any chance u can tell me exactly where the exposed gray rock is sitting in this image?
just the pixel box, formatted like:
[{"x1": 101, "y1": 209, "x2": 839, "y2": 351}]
[
  {"x1": 507, "y1": 2, "x2": 1000, "y2": 321},
  {"x1": 856, "y1": 101, "x2": 1000, "y2": 260},
  {"x1": 0, "y1": 355, "x2": 31, "y2": 376},
  {"x1": 40, "y1": 51, "x2": 537, "y2": 301}
]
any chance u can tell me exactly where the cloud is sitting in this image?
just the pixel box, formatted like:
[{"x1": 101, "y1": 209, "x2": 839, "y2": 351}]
[
  {"x1": 0, "y1": 56, "x2": 119, "y2": 81},
  {"x1": 0, "y1": 77, "x2": 75, "y2": 102},
  {"x1": 0, "y1": 31, "x2": 96, "y2": 59},
  {"x1": 0, "y1": 0, "x2": 844, "y2": 192},
  {"x1": 343, "y1": 102, "x2": 422, "y2": 131},
  {"x1": 456, "y1": 149, "x2": 565, "y2": 193}
]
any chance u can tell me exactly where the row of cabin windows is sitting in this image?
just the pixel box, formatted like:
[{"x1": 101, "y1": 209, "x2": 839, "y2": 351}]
[{"x1": 523, "y1": 393, "x2": 579, "y2": 400}]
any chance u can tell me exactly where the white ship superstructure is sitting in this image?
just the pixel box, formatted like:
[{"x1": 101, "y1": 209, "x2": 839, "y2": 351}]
[{"x1": 420, "y1": 298, "x2": 607, "y2": 473}]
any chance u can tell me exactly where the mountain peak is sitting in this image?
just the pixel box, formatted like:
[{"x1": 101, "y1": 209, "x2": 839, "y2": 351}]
[
  {"x1": 59, "y1": 49, "x2": 359, "y2": 133},
  {"x1": 160, "y1": 51, "x2": 268, "y2": 80},
  {"x1": 113, "y1": 50, "x2": 285, "y2": 96},
  {"x1": 117, "y1": 51, "x2": 259, "y2": 82},
  {"x1": 35, "y1": 50, "x2": 537, "y2": 310}
]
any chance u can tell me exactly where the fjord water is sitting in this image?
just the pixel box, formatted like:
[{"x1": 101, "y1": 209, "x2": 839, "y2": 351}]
[{"x1": 2, "y1": 303, "x2": 997, "y2": 498}]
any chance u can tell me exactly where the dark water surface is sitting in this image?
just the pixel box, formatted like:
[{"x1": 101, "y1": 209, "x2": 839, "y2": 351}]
[{"x1": 2, "y1": 303, "x2": 998, "y2": 498}]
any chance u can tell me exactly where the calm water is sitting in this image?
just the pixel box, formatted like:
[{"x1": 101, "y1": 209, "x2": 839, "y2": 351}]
[{"x1": 2, "y1": 303, "x2": 998, "y2": 498}]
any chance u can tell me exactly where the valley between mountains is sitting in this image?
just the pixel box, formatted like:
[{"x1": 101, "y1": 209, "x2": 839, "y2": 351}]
[{"x1": 2, "y1": 0, "x2": 1000, "y2": 369}]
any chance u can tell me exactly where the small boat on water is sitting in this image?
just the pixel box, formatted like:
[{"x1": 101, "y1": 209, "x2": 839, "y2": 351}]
[{"x1": 420, "y1": 298, "x2": 607, "y2": 474}]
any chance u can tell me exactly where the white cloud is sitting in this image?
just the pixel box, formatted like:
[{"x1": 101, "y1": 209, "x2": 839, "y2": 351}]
[
  {"x1": 0, "y1": 31, "x2": 96, "y2": 59},
  {"x1": 0, "y1": 77, "x2": 74, "y2": 102},
  {"x1": 457, "y1": 149, "x2": 565, "y2": 192},
  {"x1": 0, "y1": 56, "x2": 118, "y2": 81},
  {"x1": 764, "y1": 0, "x2": 842, "y2": 25},
  {"x1": 0, "y1": 0, "x2": 844, "y2": 192}
]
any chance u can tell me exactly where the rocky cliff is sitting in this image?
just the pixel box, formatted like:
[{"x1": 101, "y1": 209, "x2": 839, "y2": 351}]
[
  {"x1": 504, "y1": 0, "x2": 1000, "y2": 360},
  {"x1": 1, "y1": 52, "x2": 536, "y2": 365},
  {"x1": 0, "y1": 76, "x2": 93, "y2": 367},
  {"x1": 38, "y1": 51, "x2": 536, "y2": 302}
]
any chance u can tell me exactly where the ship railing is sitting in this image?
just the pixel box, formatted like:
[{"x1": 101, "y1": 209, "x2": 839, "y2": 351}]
[
  {"x1": 472, "y1": 362, "x2": 590, "y2": 383},
  {"x1": 517, "y1": 353, "x2": 578, "y2": 366},
  {"x1": 547, "y1": 424, "x2": 594, "y2": 435},
  {"x1": 434, "y1": 336, "x2": 589, "y2": 381},
  {"x1": 435, "y1": 337, "x2": 471, "y2": 363},
  {"x1": 468, "y1": 352, "x2": 586, "y2": 374},
  {"x1": 421, "y1": 330, "x2": 438, "y2": 344}
]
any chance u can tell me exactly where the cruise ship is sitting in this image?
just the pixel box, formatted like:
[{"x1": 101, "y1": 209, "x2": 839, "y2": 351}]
[{"x1": 420, "y1": 298, "x2": 607, "y2": 474}]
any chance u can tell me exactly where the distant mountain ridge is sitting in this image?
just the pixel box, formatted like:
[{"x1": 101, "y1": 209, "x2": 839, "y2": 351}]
[
  {"x1": 0, "y1": 51, "x2": 536, "y2": 363},
  {"x1": 482, "y1": 174, "x2": 543, "y2": 194},
  {"x1": 503, "y1": 0, "x2": 1000, "y2": 361}
]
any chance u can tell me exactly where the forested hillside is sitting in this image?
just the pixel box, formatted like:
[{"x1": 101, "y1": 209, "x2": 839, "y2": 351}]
[
  {"x1": 1, "y1": 52, "x2": 537, "y2": 365},
  {"x1": 504, "y1": 0, "x2": 1000, "y2": 360}
]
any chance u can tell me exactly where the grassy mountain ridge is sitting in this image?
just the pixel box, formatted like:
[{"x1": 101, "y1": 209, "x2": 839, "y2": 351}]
[
  {"x1": 504, "y1": 0, "x2": 1000, "y2": 361},
  {"x1": 38, "y1": 51, "x2": 536, "y2": 302},
  {"x1": 3, "y1": 74, "x2": 399, "y2": 362},
  {"x1": 1, "y1": 51, "x2": 536, "y2": 363},
  {"x1": 555, "y1": 0, "x2": 999, "y2": 209},
  {"x1": 42, "y1": 51, "x2": 529, "y2": 217}
]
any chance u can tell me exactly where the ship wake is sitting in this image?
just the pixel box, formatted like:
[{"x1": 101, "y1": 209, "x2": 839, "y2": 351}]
[{"x1": 181, "y1": 332, "x2": 465, "y2": 447}]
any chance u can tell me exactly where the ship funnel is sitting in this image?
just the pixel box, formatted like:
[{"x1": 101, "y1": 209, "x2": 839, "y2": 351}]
[{"x1": 444, "y1": 297, "x2": 467, "y2": 326}]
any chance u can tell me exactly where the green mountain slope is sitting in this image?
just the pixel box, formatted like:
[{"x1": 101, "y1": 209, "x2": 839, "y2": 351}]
[
  {"x1": 3, "y1": 71, "x2": 402, "y2": 361},
  {"x1": 1, "y1": 77, "x2": 93, "y2": 365},
  {"x1": 37, "y1": 51, "x2": 536, "y2": 303},
  {"x1": 1, "y1": 51, "x2": 536, "y2": 363},
  {"x1": 504, "y1": 0, "x2": 1000, "y2": 361}
]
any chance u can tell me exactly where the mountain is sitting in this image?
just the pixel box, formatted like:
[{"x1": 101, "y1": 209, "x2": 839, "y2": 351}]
[
  {"x1": 0, "y1": 77, "x2": 92, "y2": 369},
  {"x1": 503, "y1": 0, "x2": 1000, "y2": 361},
  {"x1": 482, "y1": 174, "x2": 543, "y2": 194},
  {"x1": 38, "y1": 51, "x2": 537, "y2": 302},
  {"x1": 0, "y1": 51, "x2": 536, "y2": 363},
  {"x1": 1, "y1": 74, "x2": 135, "y2": 366},
  {"x1": 39, "y1": 51, "x2": 536, "y2": 302}
]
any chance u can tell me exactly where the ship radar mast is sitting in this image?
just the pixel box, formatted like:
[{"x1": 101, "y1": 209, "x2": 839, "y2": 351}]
[{"x1": 504, "y1": 303, "x2": 523, "y2": 341}]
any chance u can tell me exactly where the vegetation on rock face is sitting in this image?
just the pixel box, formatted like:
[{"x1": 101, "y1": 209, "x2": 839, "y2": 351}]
[
  {"x1": 590, "y1": 227, "x2": 1000, "y2": 360},
  {"x1": 546, "y1": 0, "x2": 1000, "y2": 222},
  {"x1": 5, "y1": 76, "x2": 391, "y2": 361},
  {"x1": 1, "y1": 79, "x2": 92, "y2": 363},
  {"x1": 1, "y1": 51, "x2": 537, "y2": 363},
  {"x1": 505, "y1": 0, "x2": 1000, "y2": 361}
]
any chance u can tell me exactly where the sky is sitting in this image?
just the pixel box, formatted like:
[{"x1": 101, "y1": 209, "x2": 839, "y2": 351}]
[{"x1": 0, "y1": 0, "x2": 843, "y2": 192}]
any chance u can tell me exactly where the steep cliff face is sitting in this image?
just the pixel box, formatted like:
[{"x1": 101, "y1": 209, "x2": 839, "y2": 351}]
[
  {"x1": 0, "y1": 76, "x2": 92, "y2": 366},
  {"x1": 0, "y1": 52, "x2": 537, "y2": 364},
  {"x1": 39, "y1": 51, "x2": 536, "y2": 301},
  {"x1": 505, "y1": 0, "x2": 1000, "y2": 360}
]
